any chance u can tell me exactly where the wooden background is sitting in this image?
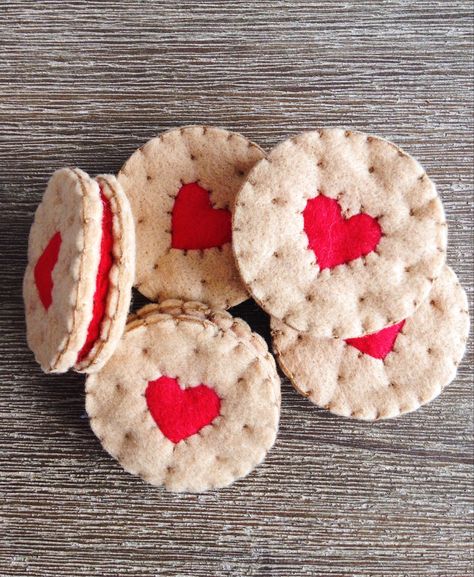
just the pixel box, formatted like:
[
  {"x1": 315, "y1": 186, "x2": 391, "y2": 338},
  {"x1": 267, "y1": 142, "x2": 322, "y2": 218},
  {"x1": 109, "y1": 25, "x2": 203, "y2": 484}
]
[{"x1": 0, "y1": 2, "x2": 472, "y2": 576}]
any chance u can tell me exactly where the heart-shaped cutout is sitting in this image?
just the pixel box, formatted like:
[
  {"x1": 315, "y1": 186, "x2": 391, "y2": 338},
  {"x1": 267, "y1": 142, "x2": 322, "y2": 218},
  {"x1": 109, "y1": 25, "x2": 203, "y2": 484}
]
[
  {"x1": 145, "y1": 376, "x2": 221, "y2": 443},
  {"x1": 171, "y1": 182, "x2": 232, "y2": 250},
  {"x1": 345, "y1": 320, "x2": 406, "y2": 360},
  {"x1": 303, "y1": 194, "x2": 381, "y2": 269},
  {"x1": 34, "y1": 231, "x2": 62, "y2": 310}
]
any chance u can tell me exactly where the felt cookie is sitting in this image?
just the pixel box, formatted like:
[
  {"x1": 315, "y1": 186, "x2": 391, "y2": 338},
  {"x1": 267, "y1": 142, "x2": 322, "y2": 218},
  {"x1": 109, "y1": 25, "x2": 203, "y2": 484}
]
[
  {"x1": 233, "y1": 128, "x2": 447, "y2": 338},
  {"x1": 85, "y1": 300, "x2": 281, "y2": 492},
  {"x1": 117, "y1": 125, "x2": 265, "y2": 309},
  {"x1": 23, "y1": 168, "x2": 135, "y2": 373},
  {"x1": 271, "y1": 266, "x2": 469, "y2": 420}
]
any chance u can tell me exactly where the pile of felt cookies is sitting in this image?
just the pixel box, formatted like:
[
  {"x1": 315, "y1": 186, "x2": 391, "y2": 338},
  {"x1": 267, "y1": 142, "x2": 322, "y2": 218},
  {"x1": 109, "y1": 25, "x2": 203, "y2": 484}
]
[{"x1": 24, "y1": 126, "x2": 469, "y2": 492}]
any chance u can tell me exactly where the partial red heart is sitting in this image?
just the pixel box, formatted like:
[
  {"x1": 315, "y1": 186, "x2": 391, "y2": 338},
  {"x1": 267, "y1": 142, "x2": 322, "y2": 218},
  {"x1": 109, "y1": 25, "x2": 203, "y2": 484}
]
[
  {"x1": 171, "y1": 182, "x2": 232, "y2": 250},
  {"x1": 34, "y1": 231, "x2": 62, "y2": 310},
  {"x1": 303, "y1": 194, "x2": 381, "y2": 269},
  {"x1": 345, "y1": 320, "x2": 406, "y2": 360},
  {"x1": 145, "y1": 375, "x2": 221, "y2": 443}
]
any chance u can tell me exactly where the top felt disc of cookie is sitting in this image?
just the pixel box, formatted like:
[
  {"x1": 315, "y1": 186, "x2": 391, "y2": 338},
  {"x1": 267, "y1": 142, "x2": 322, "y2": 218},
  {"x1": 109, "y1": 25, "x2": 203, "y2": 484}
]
[
  {"x1": 233, "y1": 128, "x2": 447, "y2": 338},
  {"x1": 117, "y1": 125, "x2": 265, "y2": 309},
  {"x1": 23, "y1": 168, "x2": 135, "y2": 373}
]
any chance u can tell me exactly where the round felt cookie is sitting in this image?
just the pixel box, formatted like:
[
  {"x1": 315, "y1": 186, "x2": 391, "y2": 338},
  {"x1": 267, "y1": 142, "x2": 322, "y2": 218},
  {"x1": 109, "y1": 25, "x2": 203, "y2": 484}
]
[
  {"x1": 233, "y1": 128, "x2": 447, "y2": 338},
  {"x1": 117, "y1": 125, "x2": 265, "y2": 309},
  {"x1": 23, "y1": 168, "x2": 135, "y2": 374},
  {"x1": 271, "y1": 266, "x2": 469, "y2": 420},
  {"x1": 86, "y1": 300, "x2": 281, "y2": 492}
]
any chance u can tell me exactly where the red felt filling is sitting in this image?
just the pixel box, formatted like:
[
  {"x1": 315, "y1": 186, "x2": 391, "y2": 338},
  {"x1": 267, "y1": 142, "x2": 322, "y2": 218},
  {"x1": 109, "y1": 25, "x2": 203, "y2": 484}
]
[
  {"x1": 171, "y1": 182, "x2": 232, "y2": 250},
  {"x1": 34, "y1": 231, "x2": 62, "y2": 310},
  {"x1": 345, "y1": 320, "x2": 406, "y2": 360},
  {"x1": 76, "y1": 190, "x2": 114, "y2": 362},
  {"x1": 145, "y1": 376, "x2": 221, "y2": 444},
  {"x1": 303, "y1": 194, "x2": 382, "y2": 269}
]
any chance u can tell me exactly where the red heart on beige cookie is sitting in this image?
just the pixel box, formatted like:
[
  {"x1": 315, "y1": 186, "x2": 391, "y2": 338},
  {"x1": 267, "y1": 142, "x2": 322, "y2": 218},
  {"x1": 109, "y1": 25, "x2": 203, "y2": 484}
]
[
  {"x1": 303, "y1": 194, "x2": 381, "y2": 269},
  {"x1": 145, "y1": 375, "x2": 221, "y2": 443},
  {"x1": 345, "y1": 320, "x2": 406, "y2": 360},
  {"x1": 171, "y1": 182, "x2": 232, "y2": 250},
  {"x1": 34, "y1": 231, "x2": 62, "y2": 310}
]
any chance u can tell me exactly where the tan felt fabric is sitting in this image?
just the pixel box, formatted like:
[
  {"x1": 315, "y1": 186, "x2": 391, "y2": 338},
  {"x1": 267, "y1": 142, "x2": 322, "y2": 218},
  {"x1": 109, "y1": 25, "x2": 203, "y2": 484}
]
[
  {"x1": 271, "y1": 266, "x2": 469, "y2": 420},
  {"x1": 86, "y1": 303, "x2": 281, "y2": 492},
  {"x1": 117, "y1": 125, "x2": 265, "y2": 309},
  {"x1": 24, "y1": 168, "x2": 102, "y2": 373},
  {"x1": 234, "y1": 128, "x2": 447, "y2": 338},
  {"x1": 75, "y1": 175, "x2": 135, "y2": 373}
]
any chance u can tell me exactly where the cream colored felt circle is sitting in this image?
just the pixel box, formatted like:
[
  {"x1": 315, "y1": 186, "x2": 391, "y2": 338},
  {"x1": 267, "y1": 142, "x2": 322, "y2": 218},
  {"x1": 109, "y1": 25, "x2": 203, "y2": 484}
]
[
  {"x1": 74, "y1": 175, "x2": 136, "y2": 373},
  {"x1": 117, "y1": 125, "x2": 265, "y2": 309},
  {"x1": 23, "y1": 168, "x2": 102, "y2": 373},
  {"x1": 233, "y1": 128, "x2": 447, "y2": 338},
  {"x1": 86, "y1": 305, "x2": 281, "y2": 492},
  {"x1": 271, "y1": 266, "x2": 469, "y2": 420}
]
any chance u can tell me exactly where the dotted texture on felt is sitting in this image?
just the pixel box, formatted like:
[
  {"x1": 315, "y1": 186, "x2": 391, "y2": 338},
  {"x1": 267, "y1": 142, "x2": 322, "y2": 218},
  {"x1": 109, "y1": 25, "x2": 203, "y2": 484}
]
[
  {"x1": 34, "y1": 231, "x2": 62, "y2": 310},
  {"x1": 271, "y1": 265, "x2": 469, "y2": 421},
  {"x1": 117, "y1": 125, "x2": 265, "y2": 309},
  {"x1": 303, "y1": 194, "x2": 382, "y2": 270},
  {"x1": 171, "y1": 182, "x2": 232, "y2": 250},
  {"x1": 145, "y1": 376, "x2": 221, "y2": 444},
  {"x1": 85, "y1": 303, "x2": 281, "y2": 492},
  {"x1": 233, "y1": 128, "x2": 447, "y2": 339},
  {"x1": 77, "y1": 191, "x2": 114, "y2": 363}
]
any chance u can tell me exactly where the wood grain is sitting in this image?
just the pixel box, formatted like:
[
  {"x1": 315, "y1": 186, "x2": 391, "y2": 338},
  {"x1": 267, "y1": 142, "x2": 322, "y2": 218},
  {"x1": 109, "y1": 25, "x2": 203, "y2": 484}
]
[{"x1": 0, "y1": 1, "x2": 472, "y2": 576}]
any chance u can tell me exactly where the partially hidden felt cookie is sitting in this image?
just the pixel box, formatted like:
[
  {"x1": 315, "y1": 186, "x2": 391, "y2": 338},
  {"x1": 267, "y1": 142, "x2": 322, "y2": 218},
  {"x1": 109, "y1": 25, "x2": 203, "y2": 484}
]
[
  {"x1": 117, "y1": 125, "x2": 265, "y2": 308},
  {"x1": 85, "y1": 300, "x2": 281, "y2": 492},
  {"x1": 233, "y1": 128, "x2": 447, "y2": 338},
  {"x1": 23, "y1": 168, "x2": 135, "y2": 373},
  {"x1": 271, "y1": 266, "x2": 469, "y2": 420}
]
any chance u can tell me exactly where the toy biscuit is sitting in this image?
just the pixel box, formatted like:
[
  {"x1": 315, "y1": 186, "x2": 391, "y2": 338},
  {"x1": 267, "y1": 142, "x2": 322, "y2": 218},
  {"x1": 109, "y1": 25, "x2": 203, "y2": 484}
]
[
  {"x1": 271, "y1": 266, "x2": 469, "y2": 420},
  {"x1": 233, "y1": 128, "x2": 447, "y2": 338},
  {"x1": 23, "y1": 168, "x2": 135, "y2": 373},
  {"x1": 117, "y1": 125, "x2": 265, "y2": 309},
  {"x1": 86, "y1": 300, "x2": 281, "y2": 492}
]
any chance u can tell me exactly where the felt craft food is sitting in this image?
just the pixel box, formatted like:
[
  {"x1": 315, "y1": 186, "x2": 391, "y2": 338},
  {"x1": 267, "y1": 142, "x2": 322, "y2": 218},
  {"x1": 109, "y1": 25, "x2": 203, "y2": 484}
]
[
  {"x1": 271, "y1": 266, "x2": 469, "y2": 420},
  {"x1": 233, "y1": 128, "x2": 447, "y2": 339},
  {"x1": 117, "y1": 125, "x2": 265, "y2": 309},
  {"x1": 23, "y1": 168, "x2": 135, "y2": 373},
  {"x1": 85, "y1": 300, "x2": 281, "y2": 492}
]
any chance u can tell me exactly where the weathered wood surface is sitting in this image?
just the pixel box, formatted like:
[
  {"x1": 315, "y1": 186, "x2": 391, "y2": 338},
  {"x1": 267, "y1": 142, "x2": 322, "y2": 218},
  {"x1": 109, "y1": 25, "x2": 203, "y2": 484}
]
[{"x1": 0, "y1": 1, "x2": 472, "y2": 576}]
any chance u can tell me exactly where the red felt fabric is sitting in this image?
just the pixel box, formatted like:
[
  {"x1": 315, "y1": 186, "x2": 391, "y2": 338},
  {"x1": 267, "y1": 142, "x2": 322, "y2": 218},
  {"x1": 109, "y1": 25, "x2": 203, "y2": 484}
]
[
  {"x1": 171, "y1": 182, "x2": 232, "y2": 250},
  {"x1": 145, "y1": 376, "x2": 221, "y2": 444},
  {"x1": 76, "y1": 191, "x2": 114, "y2": 362},
  {"x1": 345, "y1": 320, "x2": 406, "y2": 360},
  {"x1": 303, "y1": 194, "x2": 382, "y2": 269},
  {"x1": 34, "y1": 231, "x2": 62, "y2": 310}
]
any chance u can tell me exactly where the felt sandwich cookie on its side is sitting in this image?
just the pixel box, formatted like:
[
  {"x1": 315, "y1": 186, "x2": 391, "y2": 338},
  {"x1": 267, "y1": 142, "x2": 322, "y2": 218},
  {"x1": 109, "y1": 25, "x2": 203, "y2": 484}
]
[
  {"x1": 233, "y1": 128, "x2": 447, "y2": 339},
  {"x1": 23, "y1": 168, "x2": 135, "y2": 373},
  {"x1": 271, "y1": 266, "x2": 469, "y2": 420},
  {"x1": 117, "y1": 125, "x2": 265, "y2": 309},
  {"x1": 85, "y1": 300, "x2": 281, "y2": 492}
]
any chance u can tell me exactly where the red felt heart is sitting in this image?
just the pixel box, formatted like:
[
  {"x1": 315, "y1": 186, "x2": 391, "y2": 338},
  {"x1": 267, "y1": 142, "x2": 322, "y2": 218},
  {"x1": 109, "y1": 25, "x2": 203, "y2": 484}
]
[
  {"x1": 145, "y1": 376, "x2": 221, "y2": 443},
  {"x1": 345, "y1": 320, "x2": 406, "y2": 360},
  {"x1": 34, "y1": 231, "x2": 62, "y2": 310},
  {"x1": 171, "y1": 182, "x2": 232, "y2": 250},
  {"x1": 303, "y1": 194, "x2": 382, "y2": 269}
]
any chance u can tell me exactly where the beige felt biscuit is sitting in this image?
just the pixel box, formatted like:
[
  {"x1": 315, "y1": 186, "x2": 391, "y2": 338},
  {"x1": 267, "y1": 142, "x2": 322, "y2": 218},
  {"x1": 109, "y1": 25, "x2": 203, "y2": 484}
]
[
  {"x1": 86, "y1": 302, "x2": 281, "y2": 492},
  {"x1": 117, "y1": 125, "x2": 265, "y2": 309},
  {"x1": 75, "y1": 175, "x2": 135, "y2": 373},
  {"x1": 24, "y1": 168, "x2": 102, "y2": 372},
  {"x1": 234, "y1": 129, "x2": 447, "y2": 338},
  {"x1": 271, "y1": 266, "x2": 469, "y2": 420},
  {"x1": 24, "y1": 169, "x2": 135, "y2": 374}
]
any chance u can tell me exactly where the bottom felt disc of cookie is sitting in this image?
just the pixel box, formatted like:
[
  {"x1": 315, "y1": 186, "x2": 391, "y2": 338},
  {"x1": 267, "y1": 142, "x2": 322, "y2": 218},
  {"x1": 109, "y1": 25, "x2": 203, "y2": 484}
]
[
  {"x1": 271, "y1": 265, "x2": 469, "y2": 420},
  {"x1": 86, "y1": 304, "x2": 280, "y2": 492}
]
